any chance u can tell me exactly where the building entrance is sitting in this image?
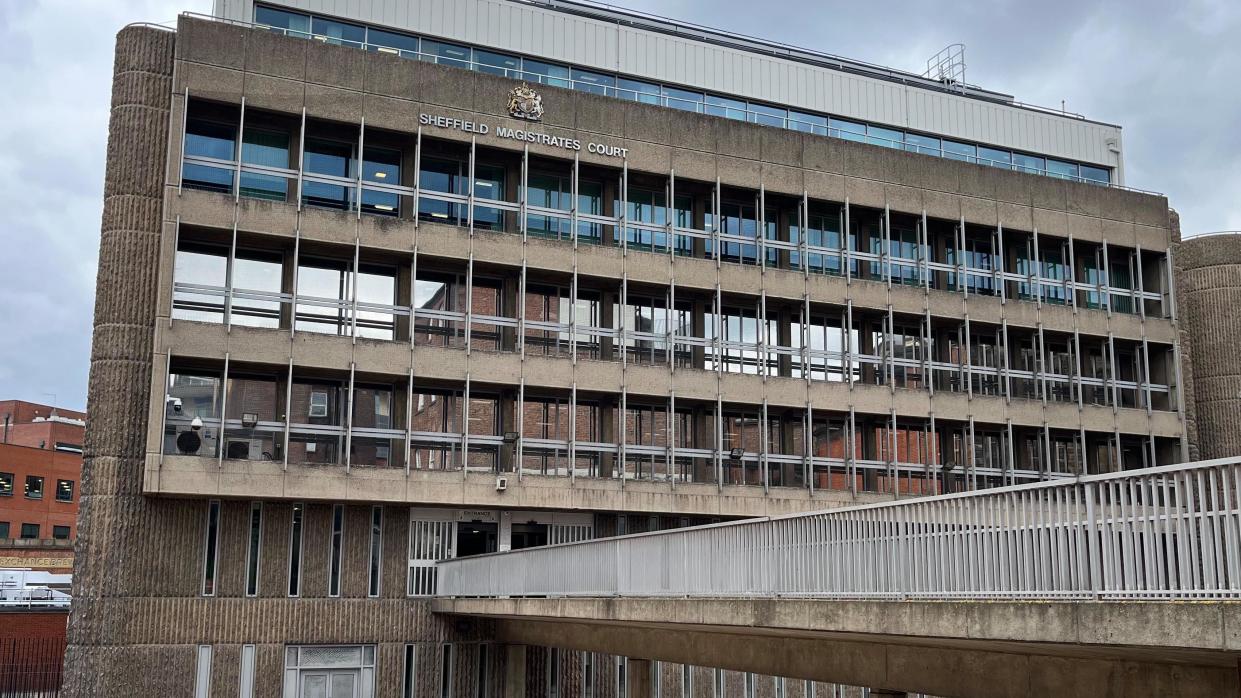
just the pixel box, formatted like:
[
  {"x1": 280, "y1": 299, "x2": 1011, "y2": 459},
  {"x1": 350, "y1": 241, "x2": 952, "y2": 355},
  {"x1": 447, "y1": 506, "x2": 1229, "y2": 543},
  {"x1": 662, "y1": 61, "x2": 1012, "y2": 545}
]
[{"x1": 456, "y1": 521, "x2": 498, "y2": 557}]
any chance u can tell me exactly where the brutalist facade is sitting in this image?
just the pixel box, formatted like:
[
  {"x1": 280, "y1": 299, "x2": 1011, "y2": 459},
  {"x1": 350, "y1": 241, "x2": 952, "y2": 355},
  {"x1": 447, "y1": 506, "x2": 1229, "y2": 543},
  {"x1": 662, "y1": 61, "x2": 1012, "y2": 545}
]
[{"x1": 67, "y1": 9, "x2": 1189, "y2": 697}]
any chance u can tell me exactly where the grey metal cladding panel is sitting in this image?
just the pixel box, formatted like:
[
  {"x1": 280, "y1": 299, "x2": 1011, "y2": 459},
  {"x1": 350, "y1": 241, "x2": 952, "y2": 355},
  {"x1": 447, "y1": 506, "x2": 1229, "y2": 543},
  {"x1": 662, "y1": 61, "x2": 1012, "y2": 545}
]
[{"x1": 237, "y1": 0, "x2": 1120, "y2": 165}]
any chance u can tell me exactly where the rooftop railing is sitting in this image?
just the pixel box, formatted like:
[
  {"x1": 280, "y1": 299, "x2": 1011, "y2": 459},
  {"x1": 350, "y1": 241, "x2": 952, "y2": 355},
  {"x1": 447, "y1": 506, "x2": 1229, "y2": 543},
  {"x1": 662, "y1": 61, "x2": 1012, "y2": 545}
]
[{"x1": 437, "y1": 456, "x2": 1241, "y2": 600}]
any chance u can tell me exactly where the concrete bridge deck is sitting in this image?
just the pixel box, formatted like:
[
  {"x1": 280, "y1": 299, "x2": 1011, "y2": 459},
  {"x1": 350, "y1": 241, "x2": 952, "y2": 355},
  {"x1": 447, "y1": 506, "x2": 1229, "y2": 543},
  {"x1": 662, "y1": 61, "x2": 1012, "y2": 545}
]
[{"x1": 434, "y1": 596, "x2": 1241, "y2": 697}]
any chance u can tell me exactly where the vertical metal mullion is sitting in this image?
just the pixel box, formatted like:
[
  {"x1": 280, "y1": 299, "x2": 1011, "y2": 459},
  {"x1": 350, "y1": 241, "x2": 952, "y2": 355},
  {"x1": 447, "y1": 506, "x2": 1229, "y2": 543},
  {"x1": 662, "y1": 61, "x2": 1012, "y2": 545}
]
[
  {"x1": 404, "y1": 368, "x2": 413, "y2": 477},
  {"x1": 282, "y1": 358, "x2": 293, "y2": 470},
  {"x1": 344, "y1": 362, "x2": 355, "y2": 473},
  {"x1": 350, "y1": 237, "x2": 360, "y2": 343},
  {"x1": 217, "y1": 352, "x2": 231, "y2": 468},
  {"x1": 224, "y1": 221, "x2": 238, "y2": 331},
  {"x1": 412, "y1": 127, "x2": 422, "y2": 228},
  {"x1": 462, "y1": 373, "x2": 471, "y2": 479},
  {"x1": 296, "y1": 107, "x2": 306, "y2": 211},
  {"x1": 516, "y1": 378, "x2": 525, "y2": 482},
  {"x1": 233, "y1": 97, "x2": 245, "y2": 202},
  {"x1": 356, "y1": 119, "x2": 365, "y2": 219},
  {"x1": 177, "y1": 87, "x2": 189, "y2": 196},
  {"x1": 843, "y1": 199, "x2": 852, "y2": 285}
]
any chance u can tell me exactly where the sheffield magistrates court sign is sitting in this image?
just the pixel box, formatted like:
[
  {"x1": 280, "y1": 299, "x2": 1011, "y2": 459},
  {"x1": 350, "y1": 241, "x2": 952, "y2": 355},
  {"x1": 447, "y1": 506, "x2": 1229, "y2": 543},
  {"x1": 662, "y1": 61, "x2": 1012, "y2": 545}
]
[{"x1": 417, "y1": 83, "x2": 629, "y2": 159}]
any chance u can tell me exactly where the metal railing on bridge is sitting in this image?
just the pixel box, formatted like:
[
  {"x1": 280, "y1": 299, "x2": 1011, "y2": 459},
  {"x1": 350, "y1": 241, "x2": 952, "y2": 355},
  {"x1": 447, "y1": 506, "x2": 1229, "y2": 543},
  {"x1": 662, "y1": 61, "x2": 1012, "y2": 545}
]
[{"x1": 437, "y1": 457, "x2": 1241, "y2": 600}]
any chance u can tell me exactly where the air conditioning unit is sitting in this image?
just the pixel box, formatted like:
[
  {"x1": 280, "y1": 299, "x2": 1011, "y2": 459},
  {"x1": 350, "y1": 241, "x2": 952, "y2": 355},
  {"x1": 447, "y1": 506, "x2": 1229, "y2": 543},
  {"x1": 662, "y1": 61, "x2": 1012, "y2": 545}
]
[{"x1": 495, "y1": 476, "x2": 508, "y2": 492}]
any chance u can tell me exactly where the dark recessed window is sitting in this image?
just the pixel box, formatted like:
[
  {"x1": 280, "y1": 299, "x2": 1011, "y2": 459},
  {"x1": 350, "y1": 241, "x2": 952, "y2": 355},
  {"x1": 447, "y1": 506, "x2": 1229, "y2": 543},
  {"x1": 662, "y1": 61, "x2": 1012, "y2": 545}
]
[
  {"x1": 25, "y1": 476, "x2": 43, "y2": 499},
  {"x1": 1080, "y1": 164, "x2": 1110, "y2": 185},
  {"x1": 0, "y1": 522, "x2": 9, "y2": 538},
  {"x1": 52, "y1": 525, "x2": 70, "y2": 540},
  {"x1": 474, "y1": 49, "x2": 520, "y2": 78},
  {"x1": 310, "y1": 17, "x2": 365, "y2": 48},
  {"x1": 367, "y1": 28, "x2": 418, "y2": 57},
  {"x1": 20, "y1": 523, "x2": 39, "y2": 539},
  {"x1": 420, "y1": 39, "x2": 471, "y2": 69},
  {"x1": 0, "y1": 472, "x2": 12, "y2": 496},
  {"x1": 255, "y1": 6, "x2": 310, "y2": 38},
  {"x1": 56, "y1": 479, "x2": 74, "y2": 502}
]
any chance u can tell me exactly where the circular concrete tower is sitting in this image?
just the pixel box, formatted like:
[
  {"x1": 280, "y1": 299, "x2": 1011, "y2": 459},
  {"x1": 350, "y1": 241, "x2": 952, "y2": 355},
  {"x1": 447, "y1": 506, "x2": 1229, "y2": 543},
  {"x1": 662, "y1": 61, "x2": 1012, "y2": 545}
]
[{"x1": 1177, "y1": 231, "x2": 1241, "y2": 460}]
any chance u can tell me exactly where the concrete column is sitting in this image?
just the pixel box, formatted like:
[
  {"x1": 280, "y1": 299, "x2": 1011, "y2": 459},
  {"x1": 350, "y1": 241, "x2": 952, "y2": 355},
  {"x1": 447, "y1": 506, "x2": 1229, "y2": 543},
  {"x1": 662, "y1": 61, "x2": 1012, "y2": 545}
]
[
  {"x1": 504, "y1": 645, "x2": 527, "y2": 698},
  {"x1": 628, "y1": 659, "x2": 653, "y2": 698}
]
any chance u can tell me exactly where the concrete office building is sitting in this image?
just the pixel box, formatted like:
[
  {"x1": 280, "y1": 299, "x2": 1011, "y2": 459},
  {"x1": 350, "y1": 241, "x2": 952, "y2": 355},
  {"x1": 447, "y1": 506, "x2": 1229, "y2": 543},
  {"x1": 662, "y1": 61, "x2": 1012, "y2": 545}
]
[{"x1": 67, "y1": 0, "x2": 1189, "y2": 695}]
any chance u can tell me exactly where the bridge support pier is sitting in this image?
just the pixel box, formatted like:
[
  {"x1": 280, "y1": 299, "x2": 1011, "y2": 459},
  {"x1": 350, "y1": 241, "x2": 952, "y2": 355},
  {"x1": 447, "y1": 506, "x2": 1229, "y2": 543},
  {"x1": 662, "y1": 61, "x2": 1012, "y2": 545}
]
[{"x1": 628, "y1": 658, "x2": 653, "y2": 698}]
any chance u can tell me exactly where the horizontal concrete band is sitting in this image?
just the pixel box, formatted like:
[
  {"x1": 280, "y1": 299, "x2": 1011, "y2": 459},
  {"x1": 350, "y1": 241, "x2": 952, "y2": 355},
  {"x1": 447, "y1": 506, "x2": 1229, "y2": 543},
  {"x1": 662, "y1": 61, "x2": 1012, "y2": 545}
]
[
  {"x1": 172, "y1": 17, "x2": 1173, "y2": 243},
  {"x1": 144, "y1": 457, "x2": 890, "y2": 516},
  {"x1": 165, "y1": 190, "x2": 1177, "y2": 346},
  {"x1": 153, "y1": 321, "x2": 1184, "y2": 437},
  {"x1": 434, "y1": 597, "x2": 1241, "y2": 698}
]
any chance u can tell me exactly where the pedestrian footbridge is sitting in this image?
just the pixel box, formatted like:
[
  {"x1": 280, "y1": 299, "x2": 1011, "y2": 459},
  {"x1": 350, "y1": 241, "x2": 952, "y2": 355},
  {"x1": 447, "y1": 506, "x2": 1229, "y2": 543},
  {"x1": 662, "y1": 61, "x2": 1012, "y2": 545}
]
[{"x1": 433, "y1": 458, "x2": 1241, "y2": 697}]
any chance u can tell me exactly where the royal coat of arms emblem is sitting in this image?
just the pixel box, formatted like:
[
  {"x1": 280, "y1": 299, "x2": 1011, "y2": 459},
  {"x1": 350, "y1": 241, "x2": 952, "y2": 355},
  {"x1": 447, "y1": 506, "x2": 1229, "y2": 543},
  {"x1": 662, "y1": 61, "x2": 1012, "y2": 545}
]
[{"x1": 507, "y1": 82, "x2": 544, "y2": 121}]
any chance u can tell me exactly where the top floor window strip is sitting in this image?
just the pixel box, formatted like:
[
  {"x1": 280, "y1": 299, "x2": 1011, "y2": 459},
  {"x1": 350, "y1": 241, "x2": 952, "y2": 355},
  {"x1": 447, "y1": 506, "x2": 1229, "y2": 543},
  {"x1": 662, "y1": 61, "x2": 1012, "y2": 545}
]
[{"x1": 246, "y1": 5, "x2": 1120, "y2": 189}]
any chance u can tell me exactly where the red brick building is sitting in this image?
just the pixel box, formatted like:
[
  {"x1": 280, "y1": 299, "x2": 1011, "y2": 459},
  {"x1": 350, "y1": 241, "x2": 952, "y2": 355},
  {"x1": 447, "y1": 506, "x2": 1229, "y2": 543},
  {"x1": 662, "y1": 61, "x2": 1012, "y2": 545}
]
[{"x1": 0, "y1": 401, "x2": 83, "y2": 572}]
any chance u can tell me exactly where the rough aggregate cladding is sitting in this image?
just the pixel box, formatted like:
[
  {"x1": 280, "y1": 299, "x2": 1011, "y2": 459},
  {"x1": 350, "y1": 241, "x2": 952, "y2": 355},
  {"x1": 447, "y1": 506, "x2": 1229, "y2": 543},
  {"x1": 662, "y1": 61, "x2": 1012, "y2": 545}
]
[{"x1": 1177, "y1": 230, "x2": 1241, "y2": 460}]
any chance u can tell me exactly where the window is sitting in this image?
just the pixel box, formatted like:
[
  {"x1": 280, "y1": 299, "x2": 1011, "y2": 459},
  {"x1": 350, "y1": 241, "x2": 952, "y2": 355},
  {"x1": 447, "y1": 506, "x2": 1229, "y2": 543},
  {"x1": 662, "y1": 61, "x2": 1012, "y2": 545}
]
[
  {"x1": 829, "y1": 118, "x2": 866, "y2": 143},
  {"x1": 52, "y1": 525, "x2": 70, "y2": 540},
  {"x1": 21, "y1": 523, "x2": 40, "y2": 539},
  {"x1": 289, "y1": 502, "x2": 304, "y2": 597},
  {"x1": 616, "y1": 78, "x2": 660, "y2": 105},
  {"x1": 0, "y1": 522, "x2": 8, "y2": 539},
  {"x1": 25, "y1": 475, "x2": 43, "y2": 499},
  {"x1": 867, "y1": 125, "x2": 903, "y2": 149},
  {"x1": 788, "y1": 110, "x2": 827, "y2": 135},
  {"x1": 420, "y1": 39, "x2": 471, "y2": 69},
  {"x1": 195, "y1": 645, "x2": 212, "y2": 698},
  {"x1": 302, "y1": 137, "x2": 355, "y2": 210},
  {"x1": 182, "y1": 116, "x2": 236, "y2": 193},
  {"x1": 521, "y1": 59, "x2": 570, "y2": 88},
  {"x1": 55, "y1": 479, "x2": 73, "y2": 502},
  {"x1": 239, "y1": 127, "x2": 290, "y2": 201},
  {"x1": 0, "y1": 472, "x2": 11, "y2": 496},
  {"x1": 571, "y1": 69, "x2": 614, "y2": 96},
  {"x1": 942, "y1": 139, "x2": 977, "y2": 162},
  {"x1": 662, "y1": 86, "x2": 703, "y2": 112},
  {"x1": 310, "y1": 17, "x2": 365, "y2": 48},
  {"x1": 1013, "y1": 152, "x2": 1045, "y2": 175},
  {"x1": 203, "y1": 500, "x2": 220, "y2": 595},
  {"x1": 366, "y1": 28, "x2": 418, "y2": 56},
  {"x1": 1046, "y1": 158, "x2": 1079, "y2": 180},
  {"x1": 904, "y1": 132, "x2": 941, "y2": 156},
  {"x1": 255, "y1": 6, "x2": 309, "y2": 38},
  {"x1": 54, "y1": 442, "x2": 82, "y2": 454},
  {"x1": 329, "y1": 504, "x2": 344, "y2": 597},
  {"x1": 240, "y1": 644, "x2": 257, "y2": 698},
  {"x1": 284, "y1": 645, "x2": 376, "y2": 698},
  {"x1": 361, "y1": 146, "x2": 401, "y2": 215},
  {"x1": 978, "y1": 146, "x2": 1012, "y2": 168},
  {"x1": 474, "y1": 49, "x2": 520, "y2": 77},
  {"x1": 1080, "y1": 164, "x2": 1110, "y2": 184},
  {"x1": 368, "y1": 506, "x2": 383, "y2": 597},
  {"x1": 748, "y1": 102, "x2": 786, "y2": 127},
  {"x1": 246, "y1": 502, "x2": 262, "y2": 596},
  {"x1": 704, "y1": 94, "x2": 746, "y2": 120},
  {"x1": 164, "y1": 370, "x2": 223, "y2": 457}
]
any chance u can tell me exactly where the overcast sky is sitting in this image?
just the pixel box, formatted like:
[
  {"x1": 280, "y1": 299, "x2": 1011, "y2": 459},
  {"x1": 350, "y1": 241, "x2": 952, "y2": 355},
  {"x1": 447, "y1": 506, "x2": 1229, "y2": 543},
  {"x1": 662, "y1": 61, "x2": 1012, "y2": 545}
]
[{"x1": 1, "y1": 0, "x2": 1238, "y2": 411}]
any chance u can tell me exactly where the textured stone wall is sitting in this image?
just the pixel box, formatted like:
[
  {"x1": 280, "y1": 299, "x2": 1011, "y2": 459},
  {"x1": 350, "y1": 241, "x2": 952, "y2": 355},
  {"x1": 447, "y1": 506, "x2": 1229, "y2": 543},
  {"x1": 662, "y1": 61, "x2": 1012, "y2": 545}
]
[
  {"x1": 1177, "y1": 229, "x2": 1241, "y2": 460},
  {"x1": 62, "y1": 24, "x2": 176, "y2": 697}
]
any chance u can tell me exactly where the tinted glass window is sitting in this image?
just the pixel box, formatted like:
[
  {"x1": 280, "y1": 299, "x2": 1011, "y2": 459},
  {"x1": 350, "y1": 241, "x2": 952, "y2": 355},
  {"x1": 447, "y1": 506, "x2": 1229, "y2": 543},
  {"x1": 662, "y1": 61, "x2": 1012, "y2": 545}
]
[
  {"x1": 1046, "y1": 159, "x2": 1079, "y2": 180},
  {"x1": 867, "y1": 125, "x2": 903, "y2": 149},
  {"x1": 421, "y1": 39, "x2": 471, "y2": 69},
  {"x1": 366, "y1": 28, "x2": 418, "y2": 56},
  {"x1": 311, "y1": 17, "x2": 365, "y2": 47},
  {"x1": 185, "y1": 118, "x2": 236, "y2": 160},
  {"x1": 748, "y1": 103, "x2": 786, "y2": 128},
  {"x1": 662, "y1": 86, "x2": 703, "y2": 112},
  {"x1": 904, "y1": 133, "x2": 940, "y2": 156},
  {"x1": 239, "y1": 127, "x2": 289, "y2": 201},
  {"x1": 53, "y1": 525, "x2": 70, "y2": 540},
  {"x1": 978, "y1": 146, "x2": 1011, "y2": 168},
  {"x1": 1080, "y1": 164, "x2": 1110, "y2": 184},
  {"x1": 361, "y1": 146, "x2": 401, "y2": 215},
  {"x1": 0, "y1": 473, "x2": 11, "y2": 496},
  {"x1": 704, "y1": 94, "x2": 746, "y2": 121},
  {"x1": 25, "y1": 476, "x2": 43, "y2": 499},
  {"x1": 474, "y1": 49, "x2": 520, "y2": 77},
  {"x1": 303, "y1": 138, "x2": 354, "y2": 210},
  {"x1": 1013, "y1": 153, "x2": 1045, "y2": 175},
  {"x1": 56, "y1": 480, "x2": 74, "y2": 502},
  {"x1": 942, "y1": 140, "x2": 977, "y2": 163},
  {"x1": 20, "y1": 523, "x2": 39, "y2": 539},
  {"x1": 830, "y1": 118, "x2": 866, "y2": 143},
  {"x1": 522, "y1": 59, "x2": 570, "y2": 88},
  {"x1": 788, "y1": 111, "x2": 827, "y2": 135},
  {"x1": 572, "y1": 69, "x2": 615, "y2": 96},
  {"x1": 255, "y1": 7, "x2": 310, "y2": 37},
  {"x1": 0, "y1": 522, "x2": 8, "y2": 538},
  {"x1": 617, "y1": 78, "x2": 660, "y2": 105}
]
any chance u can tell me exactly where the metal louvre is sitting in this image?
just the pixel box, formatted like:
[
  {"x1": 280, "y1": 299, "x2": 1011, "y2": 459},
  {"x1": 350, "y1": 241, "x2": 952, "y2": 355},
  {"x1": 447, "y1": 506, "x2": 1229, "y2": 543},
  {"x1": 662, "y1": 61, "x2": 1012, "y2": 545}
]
[{"x1": 436, "y1": 457, "x2": 1241, "y2": 600}]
